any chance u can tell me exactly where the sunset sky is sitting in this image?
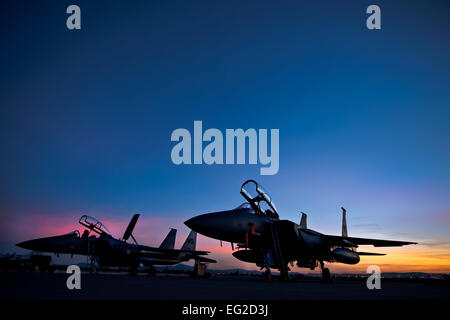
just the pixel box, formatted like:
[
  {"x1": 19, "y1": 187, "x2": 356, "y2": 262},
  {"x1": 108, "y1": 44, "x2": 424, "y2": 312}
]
[{"x1": 1, "y1": 0, "x2": 449, "y2": 274}]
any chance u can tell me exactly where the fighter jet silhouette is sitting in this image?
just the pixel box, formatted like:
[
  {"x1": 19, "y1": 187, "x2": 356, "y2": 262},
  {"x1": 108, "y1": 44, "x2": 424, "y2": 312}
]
[
  {"x1": 17, "y1": 214, "x2": 215, "y2": 274},
  {"x1": 185, "y1": 180, "x2": 416, "y2": 281}
]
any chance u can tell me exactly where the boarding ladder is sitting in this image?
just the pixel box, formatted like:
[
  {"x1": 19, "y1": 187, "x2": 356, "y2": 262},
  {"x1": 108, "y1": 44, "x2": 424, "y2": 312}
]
[
  {"x1": 269, "y1": 221, "x2": 288, "y2": 280},
  {"x1": 86, "y1": 239, "x2": 97, "y2": 274}
]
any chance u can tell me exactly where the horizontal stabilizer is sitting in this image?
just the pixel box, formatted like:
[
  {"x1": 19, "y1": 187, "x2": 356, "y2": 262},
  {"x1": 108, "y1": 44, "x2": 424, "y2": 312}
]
[
  {"x1": 191, "y1": 250, "x2": 210, "y2": 255},
  {"x1": 197, "y1": 256, "x2": 216, "y2": 263}
]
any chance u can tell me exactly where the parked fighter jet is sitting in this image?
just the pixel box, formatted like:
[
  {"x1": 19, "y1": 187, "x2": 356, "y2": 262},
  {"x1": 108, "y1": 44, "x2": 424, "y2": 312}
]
[
  {"x1": 185, "y1": 180, "x2": 416, "y2": 281},
  {"x1": 17, "y1": 214, "x2": 215, "y2": 273}
]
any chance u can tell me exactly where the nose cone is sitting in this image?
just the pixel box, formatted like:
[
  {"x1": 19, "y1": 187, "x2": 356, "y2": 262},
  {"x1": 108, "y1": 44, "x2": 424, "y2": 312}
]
[
  {"x1": 185, "y1": 214, "x2": 215, "y2": 235},
  {"x1": 185, "y1": 210, "x2": 257, "y2": 243},
  {"x1": 16, "y1": 240, "x2": 37, "y2": 250},
  {"x1": 16, "y1": 236, "x2": 53, "y2": 251}
]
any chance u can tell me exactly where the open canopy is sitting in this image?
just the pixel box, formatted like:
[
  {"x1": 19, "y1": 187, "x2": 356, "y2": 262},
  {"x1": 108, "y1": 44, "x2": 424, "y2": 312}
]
[
  {"x1": 79, "y1": 215, "x2": 111, "y2": 237},
  {"x1": 240, "y1": 180, "x2": 278, "y2": 218}
]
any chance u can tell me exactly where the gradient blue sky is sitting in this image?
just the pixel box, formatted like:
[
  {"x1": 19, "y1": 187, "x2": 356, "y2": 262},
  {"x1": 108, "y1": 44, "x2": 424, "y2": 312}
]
[{"x1": 1, "y1": 1, "x2": 449, "y2": 272}]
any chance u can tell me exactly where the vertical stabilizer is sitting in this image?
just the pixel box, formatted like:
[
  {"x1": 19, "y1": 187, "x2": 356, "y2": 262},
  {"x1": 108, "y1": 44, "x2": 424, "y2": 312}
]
[
  {"x1": 159, "y1": 228, "x2": 177, "y2": 249},
  {"x1": 341, "y1": 207, "x2": 348, "y2": 237},
  {"x1": 300, "y1": 212, "x2": 307, "y2": 229},
  {"x1": 181, "y1": 230, "x2": 197, "y2": 251}
]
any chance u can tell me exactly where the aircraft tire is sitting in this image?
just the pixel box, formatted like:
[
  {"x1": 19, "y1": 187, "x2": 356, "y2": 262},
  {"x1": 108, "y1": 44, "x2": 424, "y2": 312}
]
[
  {"x1": 321, "y1": 268, "x2": 332, "y2": 283},
  {"x1": 148, "y1": 268, "x2": 156, "y2": 277}
]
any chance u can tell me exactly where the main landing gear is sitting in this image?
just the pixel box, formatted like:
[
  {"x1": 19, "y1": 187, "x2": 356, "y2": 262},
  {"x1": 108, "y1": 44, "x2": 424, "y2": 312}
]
[
  {"x1": 190, "y1": 259, "x2": 209, "y2": 278},
  {"x1": 147, "y1": 266, "x2": 157, "y2": 277},
  {"x1": 320, "y1": 260, "x2": 331, "y2": 283},
  {"x1": 129, "y1": 265, "x2": 138, "y2": 276},
  {"x1": 279, "y1": 265, "x2": 289, "y2": 281},
  {"x1": 262, "y1": 267, "x2": 272, "y2": 281}
]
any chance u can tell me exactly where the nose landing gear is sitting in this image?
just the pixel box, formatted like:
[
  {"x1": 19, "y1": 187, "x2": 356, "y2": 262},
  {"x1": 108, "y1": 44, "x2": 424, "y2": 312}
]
[
  {"x1": 262, "y1": 267, "x2": 272, "y2": 281},
  {"x1": 320, "y1": 260, "x2": 332, "y2": 283}
]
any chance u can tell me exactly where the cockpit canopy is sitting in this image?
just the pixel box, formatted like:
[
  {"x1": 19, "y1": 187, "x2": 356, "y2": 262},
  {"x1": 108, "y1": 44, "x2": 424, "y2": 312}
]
[
  {"x1": 79, "y1": 215, "x2": 111, "y2": 237},
  {"x1": 66, "y1": 230, "x2": 80, "y2": 237},
  {"x1": 240, "y1": 180, "x2": 278, "y2": 218},
  {"x1": 235, "y1": 202, "x2": 253, "y2": 210}
]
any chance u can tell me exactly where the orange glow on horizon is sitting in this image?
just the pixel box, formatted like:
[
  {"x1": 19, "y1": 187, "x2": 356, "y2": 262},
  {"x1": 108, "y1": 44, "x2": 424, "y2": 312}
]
[
  {"x1": 203, "y1": 244, "x2": 450, "y2": 274},
  {"x1": 4, "y1": 212, "x2": 450, "y2": 274}
]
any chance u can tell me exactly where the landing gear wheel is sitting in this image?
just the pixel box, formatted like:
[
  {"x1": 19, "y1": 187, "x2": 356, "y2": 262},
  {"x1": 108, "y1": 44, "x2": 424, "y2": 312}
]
[
  {"x1": 148, "y1": 267, "x2": 156, "y2": 277},
  {"x1": 129, "y1": 266, "x2": 138, "y2": 276},
  {"x1": 280, "y1": 265, "x2": 289, "y2": 282},
  {"x1": 262, "y1": 268, "x2": 272, "y2": 282},
  {"x1": 321, "y1": 268, "x2": 332, "y2": 283}
]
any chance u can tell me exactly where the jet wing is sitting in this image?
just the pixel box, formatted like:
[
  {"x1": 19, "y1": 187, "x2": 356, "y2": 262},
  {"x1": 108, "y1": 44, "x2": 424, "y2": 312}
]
[
  {"x1": 138, "y1": 244, "x2": 211, "y2": 256},
  {"x1": 322, "y1": 235, "x2": 417, "y2": 247},
  {"x1": 357, "y1": 252, "x2": 386, "y2": 256}
]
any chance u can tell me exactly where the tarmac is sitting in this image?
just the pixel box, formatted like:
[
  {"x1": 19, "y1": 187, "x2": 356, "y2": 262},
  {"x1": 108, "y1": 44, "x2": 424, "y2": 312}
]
[{"x1": 1, "y1": 271, "x2": 449, "y2": 300}]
